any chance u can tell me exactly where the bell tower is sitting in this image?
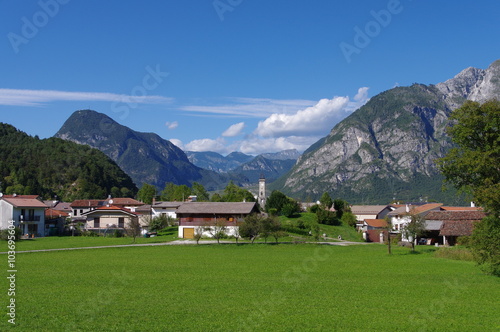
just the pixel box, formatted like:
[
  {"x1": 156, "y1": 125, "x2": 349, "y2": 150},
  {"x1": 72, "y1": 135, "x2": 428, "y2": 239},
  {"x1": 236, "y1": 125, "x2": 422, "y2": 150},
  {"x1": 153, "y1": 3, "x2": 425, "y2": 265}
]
[{"x1": 258, "y1": 174, "x2": 266, "y2": 208}]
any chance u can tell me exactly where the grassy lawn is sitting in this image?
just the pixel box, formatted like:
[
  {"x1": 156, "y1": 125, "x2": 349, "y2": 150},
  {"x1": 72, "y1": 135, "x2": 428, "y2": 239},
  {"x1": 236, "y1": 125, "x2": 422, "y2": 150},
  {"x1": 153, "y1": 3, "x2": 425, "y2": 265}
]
[
  {"x1": 2, "y1": 244, "x2": 499, "y2": 331},
  {"x1": 9, "y1": 227, "x2": 179, "y2": 251}
]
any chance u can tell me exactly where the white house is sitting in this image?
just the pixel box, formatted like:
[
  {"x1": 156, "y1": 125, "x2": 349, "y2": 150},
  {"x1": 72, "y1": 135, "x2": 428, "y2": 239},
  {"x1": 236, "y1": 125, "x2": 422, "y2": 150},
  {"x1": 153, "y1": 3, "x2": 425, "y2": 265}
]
[
  {"x1": 387, "y1": 203, "x2": 443, "y2": 241},
  {"x1": 0, "y1": 195, "x2": 47, "y2": 237}
]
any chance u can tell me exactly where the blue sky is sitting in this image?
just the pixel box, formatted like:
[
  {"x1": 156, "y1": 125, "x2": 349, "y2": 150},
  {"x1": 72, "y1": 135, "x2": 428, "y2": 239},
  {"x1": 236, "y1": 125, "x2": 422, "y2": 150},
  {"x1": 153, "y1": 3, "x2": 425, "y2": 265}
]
[{"x1": 1, "y1": 0, "x2": 499, "y2": 155}]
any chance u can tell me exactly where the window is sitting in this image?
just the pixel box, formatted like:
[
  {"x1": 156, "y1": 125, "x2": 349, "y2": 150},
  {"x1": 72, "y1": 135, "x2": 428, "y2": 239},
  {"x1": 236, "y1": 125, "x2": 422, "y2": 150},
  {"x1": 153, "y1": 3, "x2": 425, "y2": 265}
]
[
  {"x1": 94, "y1": 218, "x2": 100, "y2": 228},
  {"x1": 118, "y1": 217, "x2": 125, "y2": 228},
  {"x1": 74, "y1": 209, "x2": 78, "y2": 216}
]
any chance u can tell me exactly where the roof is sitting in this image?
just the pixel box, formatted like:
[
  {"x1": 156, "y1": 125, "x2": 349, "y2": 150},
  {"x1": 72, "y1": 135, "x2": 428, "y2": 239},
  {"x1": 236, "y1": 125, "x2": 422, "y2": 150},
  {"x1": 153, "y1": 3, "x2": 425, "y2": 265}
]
[
  {"x1": 388, "y1": 203, "x2": 443, "y2": 216},
  {"x1": 351, "y1": 205, "x2": 390, "y2": 215},
  {"x1": 1, "y1": 196, "x2": 48, "y2": 208},
  {"x1": 45, "y1": 208, "x2": 69, "y2": 218},
  {"x1": 70, "y1": 200, "x2": 106, "y2": 208},
  {"x1": 153, "y1": 201, "x2": 183, "y2": 209},
  {"x1": 105, "y1": 198, "x2": 143, "y2": 206},
  {"x1": 82, "y1": 205, "x2": 138, "y2": 217},
  {"x1": 134, "y1": 204, "x2": 152, "y2": 212},
  {"x1": 425, "y1": 211, "x2": 487, "y2": 221},
  {"x1": 439, "y1": 220, "x2": 477, "y2": 237},
  {"x1": 364, "y1": 219, "x2": 387, "y2": 228},
  {"x1": 424, "y1": 220, "x2": 443, "y2": 231},
  {"x1": 440, "y1": 206, "x2": 483, "y2": 211},
  {"x1": 176, "y1": 202, "x2": 257, "y2": 215}
]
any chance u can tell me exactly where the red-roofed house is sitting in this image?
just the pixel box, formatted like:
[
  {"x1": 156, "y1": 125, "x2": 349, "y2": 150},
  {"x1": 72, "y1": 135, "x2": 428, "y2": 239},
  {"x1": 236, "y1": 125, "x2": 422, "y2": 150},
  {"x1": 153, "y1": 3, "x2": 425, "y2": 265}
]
[
  {"x1": 0, "y1": 194, "x2": 47, "y2": 237},
  {"x1": 387, "y1": 203, "x2": 443, "y2": 242},
  {"x1": 82, "y1": 205, "x2": 139, "y2": 232},
  {"x1": 45, "y1": 208, "x2": 69, "y2": 236},
  {"x1": 361, "y1": 219, "x2": 388, "y2": 243}
]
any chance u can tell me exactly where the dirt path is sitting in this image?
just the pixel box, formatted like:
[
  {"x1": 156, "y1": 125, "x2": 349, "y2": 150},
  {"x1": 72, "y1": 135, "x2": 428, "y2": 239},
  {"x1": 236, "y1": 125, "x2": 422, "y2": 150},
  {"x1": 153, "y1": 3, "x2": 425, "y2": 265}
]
[{"x1": 0, "y1": 239, "x2": 372, "y2": 254}]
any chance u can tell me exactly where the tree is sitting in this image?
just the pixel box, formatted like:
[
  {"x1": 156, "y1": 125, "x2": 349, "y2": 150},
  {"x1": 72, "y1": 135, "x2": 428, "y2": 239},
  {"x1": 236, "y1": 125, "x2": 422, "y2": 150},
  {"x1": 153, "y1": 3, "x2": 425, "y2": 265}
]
[
  {"x1": 259, "y1": 217, "x2": 272, "y2": 243},
  {"x1": 469, "y1": 215, "x2": 500, "y2": 276},
  {"x1": 437, "y1": 100, "x2": 500, "y2": 213},
  {"x1": 203, "y1": 219, "x2": 227, "y2": 244},
  {"x1": 221, "y1": 181, "x2": 255, "y2": 202},
  {"x1": 319, "y1": 192, "x2": 333, "y2": 210},
  {"x1": 193, "y1": 226, "x2": 204, "y2": 245},
  {"x1": 281, "y1": 200, "x2": 301, "y2": 218},
  {"x1": 333, "y1": 199, "x2": 348, "y2": 220},
  {"x1": 148, "y1": 215, "x2": 169, "y2": 232},
  {"x1": 384, "y1": 216, "x2": 393, "y2": 255},
  {"x1": 401, "y1": 213, "x2": 426, "y2": 252},
  {"x1": 340, "y1": 211, "x2": 358, "y2": 228},
  {"x1": 192, "y1": 182, "x2": 209, "y2": 201},
  {"x1": 126, "y1": 217, "x2": 142, "y2": 244},
  {"x1": 137, "y1": 183, "x2": 157, "y2": 204},
  {"x1": 265, "y1": 190, "x2": 289, "y2": 214},
  {"x1": 269, "y1": 217, "x2": 285, "y2": 244},
  {"x1": 210, "y1": 193, "x2": 222, "y2": 202},
  {"x1": 240, "y1": 214, "x2": 262, "y2": 243},
  {"x1": 437, "y1": 99, "x2": 500, "y2": 274}
]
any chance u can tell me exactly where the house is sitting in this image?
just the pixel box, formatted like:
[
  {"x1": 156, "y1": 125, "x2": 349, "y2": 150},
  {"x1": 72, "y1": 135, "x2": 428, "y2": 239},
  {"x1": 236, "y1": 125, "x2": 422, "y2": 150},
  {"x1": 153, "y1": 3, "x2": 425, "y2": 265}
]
[
  {"x1": 44, "y1": 208, "x2": 69, "y2": 236},
  {"x1": 0, "y1": 194, "x2": 47, "y2": 237},
  {"x1": 70, "y1": 199, "x2": 106, "y2": 221},
  {"x1": 177, "y1": 202, "x2": 259, "y2": 239},
  {"x1": 361, "y1": 219, "x2": 388, "y2": 242},
  {"x1": 43, "y1": 200, "x2": 73, "y2": 217},
  {"x1": 351, "y1": 205, "x2": 395, "y2": 230},
  {"x1": 82, "y1": 205, "x2": 139, "y2": 233},
  {"x1": 104, "y1": 198, "x2": 143, "y2": 211},
  {"x1": 152, "y1": 201, "x2": 183, "y2": 219},
  {"x1": 425, "y1": 210, "x2": 486, "y2": 246},
  {"x1": 388, "y1": 203, "x2": 443, "y2": 241}
]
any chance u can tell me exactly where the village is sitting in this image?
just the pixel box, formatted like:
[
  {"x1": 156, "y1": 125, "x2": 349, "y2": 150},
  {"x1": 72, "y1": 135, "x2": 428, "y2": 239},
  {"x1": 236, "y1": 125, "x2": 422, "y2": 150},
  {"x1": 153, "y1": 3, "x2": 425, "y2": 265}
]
[{"x1": 0, "y1": 177, "x2": 485, "y2": 247}]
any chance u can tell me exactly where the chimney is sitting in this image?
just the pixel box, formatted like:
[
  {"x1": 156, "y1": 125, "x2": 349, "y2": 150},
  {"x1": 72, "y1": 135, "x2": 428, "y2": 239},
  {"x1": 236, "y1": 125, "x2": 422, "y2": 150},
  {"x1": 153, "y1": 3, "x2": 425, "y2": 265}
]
[
  {"x1": 405, "y1": 204, "x2": 410, "y2": 213},
  {"x1": 471, "y1": 201, "x2": 476, "y2": 208}
]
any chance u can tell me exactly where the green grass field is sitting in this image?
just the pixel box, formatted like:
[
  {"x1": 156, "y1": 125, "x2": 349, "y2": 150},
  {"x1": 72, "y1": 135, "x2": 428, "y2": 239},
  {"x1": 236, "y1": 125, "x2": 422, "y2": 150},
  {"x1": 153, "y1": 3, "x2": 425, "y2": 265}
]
[{"x1": 2, "y1": 243, "x2": 499, "y2": 331}]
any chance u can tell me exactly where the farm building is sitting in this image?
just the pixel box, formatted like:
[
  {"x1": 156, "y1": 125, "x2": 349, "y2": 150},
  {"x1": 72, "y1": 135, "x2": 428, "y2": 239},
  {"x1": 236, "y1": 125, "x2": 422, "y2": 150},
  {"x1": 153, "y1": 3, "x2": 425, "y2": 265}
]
[{"x1": 177, "y1": 202, "x2": 259, "y2": 239}]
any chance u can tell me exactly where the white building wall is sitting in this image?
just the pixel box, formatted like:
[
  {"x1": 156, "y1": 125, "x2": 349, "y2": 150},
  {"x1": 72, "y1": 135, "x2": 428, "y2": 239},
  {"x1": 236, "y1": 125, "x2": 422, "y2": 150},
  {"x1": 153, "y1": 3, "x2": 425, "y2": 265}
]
[{"x1": 178, "y1": 225, "x2": 239, "y2": 239}]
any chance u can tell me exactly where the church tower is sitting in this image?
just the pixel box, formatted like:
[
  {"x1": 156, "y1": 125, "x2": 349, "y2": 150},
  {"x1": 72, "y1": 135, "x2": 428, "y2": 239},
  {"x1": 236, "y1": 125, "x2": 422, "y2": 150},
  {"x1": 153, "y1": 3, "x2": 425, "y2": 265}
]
[{"x1": 258, "y1": 174, "x2": 266, "y2": 208}]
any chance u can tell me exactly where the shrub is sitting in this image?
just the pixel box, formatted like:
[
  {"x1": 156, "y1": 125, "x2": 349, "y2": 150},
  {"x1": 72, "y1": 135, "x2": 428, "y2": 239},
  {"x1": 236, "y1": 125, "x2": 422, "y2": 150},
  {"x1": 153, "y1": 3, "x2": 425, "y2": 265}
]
[
  {"x1": 113, "y1": 229, "x2": 124, "y2": 238},
  {"x1": 308, "y1": 204, "x2": 320, "y2": 214},
  {"x1": 81, "y1": 230, "x2": 99, "y2": 237},
  {"x1": 0, "y1": 227, "x2": 22, "y2": 241},
  {"x1": 316, "y1": 209, "x2": 340, "y2": 226},
  {"x1": 456, "y1": 236, "x2": 471, "y2": 247}
]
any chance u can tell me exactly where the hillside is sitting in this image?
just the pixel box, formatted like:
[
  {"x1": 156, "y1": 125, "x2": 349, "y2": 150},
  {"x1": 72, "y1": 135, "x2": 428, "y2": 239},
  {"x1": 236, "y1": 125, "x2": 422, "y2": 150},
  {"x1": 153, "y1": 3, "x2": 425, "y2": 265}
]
[
  {"x1": 279, "y1": 59, "x2": 500, "y2": 204},
  {"x1": 0, "y1": 123, "x2": 137, "y2": 201},
  {"x1": 55, "y1": 110, "x2": 235, "y2": 190}
]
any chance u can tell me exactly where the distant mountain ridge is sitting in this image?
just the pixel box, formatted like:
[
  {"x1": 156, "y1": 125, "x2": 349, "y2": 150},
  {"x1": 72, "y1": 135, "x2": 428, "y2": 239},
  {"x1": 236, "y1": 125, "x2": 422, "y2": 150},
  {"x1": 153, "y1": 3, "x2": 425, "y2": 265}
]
[
  {"x1": 55, "y1": 110, "x2": 233, "y2": 190},
  {"x1": 279, "y1": 59, "x2": 500, "y2": 204},
  {"x1": 187, "y1": 149, "x2": 301, "y2": 185}
]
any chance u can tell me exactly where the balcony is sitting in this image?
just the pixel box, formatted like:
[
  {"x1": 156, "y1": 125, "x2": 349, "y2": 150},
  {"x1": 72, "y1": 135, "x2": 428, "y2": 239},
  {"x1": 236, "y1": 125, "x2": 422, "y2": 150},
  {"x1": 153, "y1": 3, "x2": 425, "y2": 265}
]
[{"x1": 18, "y1": 215, "x2": 41, "y2": 222}]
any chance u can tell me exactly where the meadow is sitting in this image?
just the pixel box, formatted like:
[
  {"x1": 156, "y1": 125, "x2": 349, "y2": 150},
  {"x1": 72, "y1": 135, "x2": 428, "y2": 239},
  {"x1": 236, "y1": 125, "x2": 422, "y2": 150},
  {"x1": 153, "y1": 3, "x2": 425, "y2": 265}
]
[{"x1": 2, "y1": 243, "x2": 499, "y2": 331}]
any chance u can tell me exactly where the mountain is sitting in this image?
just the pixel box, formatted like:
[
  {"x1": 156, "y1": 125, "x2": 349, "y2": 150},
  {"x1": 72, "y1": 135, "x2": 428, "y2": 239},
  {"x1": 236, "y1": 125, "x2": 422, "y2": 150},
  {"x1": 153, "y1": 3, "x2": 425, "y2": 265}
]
[
  {"x1": 55, "y1": 110, "x2": 231, "y2": 190},
  {"x1": 260, "y1": 149, "x2": 301, "y2": 161},
  {"x1": 230, "y1": 155, "x2": 297, "y2": 184},
  {"x1": 186, "y1": 151, "x2": 253, "y2": 173},
  {"x1": 279, "y1": 59, "x2": 500, "y2": 204},
  {"x1": 0, "y1": 123, "x2": 137, "y2": 201}
]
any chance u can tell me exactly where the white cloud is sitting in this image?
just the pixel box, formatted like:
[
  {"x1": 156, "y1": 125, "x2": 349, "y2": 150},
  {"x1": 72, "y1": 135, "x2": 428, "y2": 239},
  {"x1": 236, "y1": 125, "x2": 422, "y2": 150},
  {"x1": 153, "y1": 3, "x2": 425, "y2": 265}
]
[
  {"x1": 180, "y1": 97, "x2": 316, "y2": 118},
  {"x1": 169, "y1": 138, "x2": 184, "y2": 149},
  {"x1": 184, "y1": 138, "x2": 228, "y2": 154},
  {"x1": 239, "y1": 135, "x2": 320, "y2": 155},
  {"x1": 0, "y1": 88, "x2": 173, "y2": 107},
  {"x1": 165, "y1": 121, "x2": 179, "y2": 130},
  {"x1": 222, "y1": 122, "x2": 245, "y2": 137},
  {"x1": 254, "y1": 88, "x2": 369, "y2": 138}
]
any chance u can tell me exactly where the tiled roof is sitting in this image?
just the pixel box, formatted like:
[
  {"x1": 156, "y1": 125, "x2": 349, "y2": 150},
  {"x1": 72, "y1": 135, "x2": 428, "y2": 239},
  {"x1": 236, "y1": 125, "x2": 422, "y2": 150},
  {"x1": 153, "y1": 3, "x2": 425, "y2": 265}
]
[
  {"x1": 439, "y1": 220, "x2": 477, "y2": 237},
  {"x1": 105, "y1": 198, "x2": 143, "y2": 206},
  {"x1": 364, "y1": 219, "x2": 387, "y2": 228},
  {"x1": 153, "y1": 201, "x2": 183, "y2": 208},
  {"x1": 388, "y1": 203, "x2": 443, "y2": 216},
  {"x1": 2, "y1": 197, "x2": 48, "y2": 208},
  {"x1": 176, "y1": 202, "x2": 257, "y2": 215},
  {"x1": 45, "y1": 208, "x2": 69, "y2": 218},
  {"x1": 82, "y1": 205, "x2": 138, "y2": 216},
  {"x1": 425, "y1": 211, "x2": 487, "y2": 221},
  {"x1": 70, "y1": 200, "x2": 105, "y2": 208},
  {"x1": 440, "y1": 206, "x2": 483, "y2": 211}
]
